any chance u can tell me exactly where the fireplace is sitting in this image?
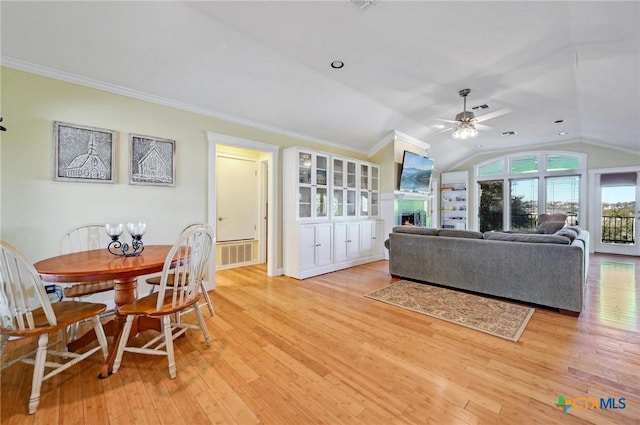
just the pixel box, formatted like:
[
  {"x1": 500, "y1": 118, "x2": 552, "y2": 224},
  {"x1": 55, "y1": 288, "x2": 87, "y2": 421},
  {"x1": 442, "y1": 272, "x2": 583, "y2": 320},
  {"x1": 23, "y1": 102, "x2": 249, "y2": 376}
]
[{"x1": 400, "y1": 210, "x2": 426, "y2": 227}]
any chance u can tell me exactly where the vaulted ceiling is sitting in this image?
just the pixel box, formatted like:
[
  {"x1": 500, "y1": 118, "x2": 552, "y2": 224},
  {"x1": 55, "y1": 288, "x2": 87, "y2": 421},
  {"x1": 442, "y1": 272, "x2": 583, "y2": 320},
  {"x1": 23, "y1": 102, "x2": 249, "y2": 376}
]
[{"x1": 2, "y1": 1, "x2": 638, "y2": 169}]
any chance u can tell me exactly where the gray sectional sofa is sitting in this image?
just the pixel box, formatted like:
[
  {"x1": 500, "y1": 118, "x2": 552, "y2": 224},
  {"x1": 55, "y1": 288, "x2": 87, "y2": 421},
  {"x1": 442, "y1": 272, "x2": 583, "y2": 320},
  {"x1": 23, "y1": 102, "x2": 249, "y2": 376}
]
[{"x1": 386, "y1": 226, "x2": 589, "y2": 315}]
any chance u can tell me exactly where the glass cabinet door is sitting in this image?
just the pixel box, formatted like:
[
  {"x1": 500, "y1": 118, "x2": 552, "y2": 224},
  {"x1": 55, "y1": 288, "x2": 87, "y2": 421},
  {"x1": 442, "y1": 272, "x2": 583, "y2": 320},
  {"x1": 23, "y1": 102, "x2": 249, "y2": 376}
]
[
  {"x1": 360, "y1": 191, "x2": 369, "y2": 216},
  {"x1": 360, "y1": 164, "x2": 369, "y2": 191},
  {"x1": 346, "y1": 189, "x2": 357, "y2": 217},
  {"x1": 298, "y1": 186, "x2": 312, "y2": 218},
  {"x1": 347, "y1": 161, "x2": 357, "y2": 189},
  {"x1": 370, "y1": 192, "x2": 379, "y2": 217},
  {"x1": 298, "y1": 152, "x2": 312, "y2": 184},
  {"x1": 333, "y1": 157, "x2": 344, "y2": 187},
  {"x1": 371, "y1": 166, "x2": 379, "y2": 191},
  {"x1": 316, "y1": 155, "x2": 328, "y2": 187},
  {"x1": 333, "y1": 189, "x2": 344, "y2": 217},
  {"x1": 296, "y1": 151, "x2": 330, "y2": 220},
  {"x1": 316, "y1": 188, "x2": 328, "y2": 218}
]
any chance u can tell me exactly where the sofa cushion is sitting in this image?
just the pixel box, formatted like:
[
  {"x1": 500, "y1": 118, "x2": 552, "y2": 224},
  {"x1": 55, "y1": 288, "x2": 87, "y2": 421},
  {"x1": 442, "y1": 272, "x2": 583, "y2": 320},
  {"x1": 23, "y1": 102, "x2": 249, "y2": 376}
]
[
  {"x1": 484, "y1": 231, "x2": 571, "y2": 244},
  {"x1": 437, "y1": 229, "x2": 484, "y2": 239},
  {"x1": 536, "y1": 220, "x2": 566, "y2": 234},
  {"x1": 392, "y1": 226, "x2": 438, "y2": 236}
]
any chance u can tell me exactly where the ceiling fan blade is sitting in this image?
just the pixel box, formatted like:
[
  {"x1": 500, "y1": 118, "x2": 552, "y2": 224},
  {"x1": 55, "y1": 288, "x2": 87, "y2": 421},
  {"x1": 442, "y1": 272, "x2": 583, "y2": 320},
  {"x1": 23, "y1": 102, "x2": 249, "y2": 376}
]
[
  {"x1": 476, "y1": 123, "x2": 492, "y2": 131},
  {"x1": 433, "y1": 126, "x2": 454, "y2": 136},
  {"x1": 474, "y1": 108, "x2": 511, "y2": 123},
  {"x1": 434, "y1": 117, "x2": 458, "y2": 124}
]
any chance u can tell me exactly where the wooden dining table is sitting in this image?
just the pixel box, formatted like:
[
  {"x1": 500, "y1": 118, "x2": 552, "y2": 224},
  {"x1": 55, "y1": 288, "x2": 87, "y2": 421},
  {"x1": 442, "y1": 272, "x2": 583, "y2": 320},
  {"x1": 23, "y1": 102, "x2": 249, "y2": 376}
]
[{"x1": 34, "y1": 245, "x2": 175, "y2": 378}]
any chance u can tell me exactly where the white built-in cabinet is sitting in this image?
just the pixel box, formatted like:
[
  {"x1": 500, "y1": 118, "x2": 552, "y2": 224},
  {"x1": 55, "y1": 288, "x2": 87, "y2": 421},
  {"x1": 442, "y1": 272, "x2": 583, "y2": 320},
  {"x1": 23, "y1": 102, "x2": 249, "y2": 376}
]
[
  {"x1": 441, "y1": 171, "x2": 468, "y2": 230},
  {"x1": 284, "y1": 147, "x2": 384, "y2": 279},
  {"x1": 298, "y1": 223, "x2": 333, "y2": 272},
  {"x1": 334, "y1": 222, "x2": 360, "y2": 263}
]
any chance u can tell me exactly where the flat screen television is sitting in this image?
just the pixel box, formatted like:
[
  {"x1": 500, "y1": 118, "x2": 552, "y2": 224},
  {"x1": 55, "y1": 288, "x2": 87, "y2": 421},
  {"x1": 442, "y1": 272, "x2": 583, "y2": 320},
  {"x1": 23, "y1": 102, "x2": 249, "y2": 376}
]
[{"x1": 398, "y1": 150, "x2": 434, "y2": 194}]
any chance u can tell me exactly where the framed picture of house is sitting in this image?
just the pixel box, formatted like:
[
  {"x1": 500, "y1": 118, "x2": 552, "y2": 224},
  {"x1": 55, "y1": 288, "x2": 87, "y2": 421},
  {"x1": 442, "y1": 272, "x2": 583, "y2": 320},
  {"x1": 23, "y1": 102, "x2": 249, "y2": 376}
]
[
  {"x1": 53, "y1": 121, "x2": 116, "y2": 183},
  {"x1": 129, "y1": 133, "x2": 176, "y2": 186}
]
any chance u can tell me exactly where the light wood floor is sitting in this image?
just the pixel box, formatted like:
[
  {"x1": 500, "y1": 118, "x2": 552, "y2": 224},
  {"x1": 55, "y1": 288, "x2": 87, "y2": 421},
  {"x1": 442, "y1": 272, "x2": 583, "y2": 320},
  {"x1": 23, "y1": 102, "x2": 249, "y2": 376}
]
[{"x1": 2, "y1": 254, "x2": 639, "y2": 424}]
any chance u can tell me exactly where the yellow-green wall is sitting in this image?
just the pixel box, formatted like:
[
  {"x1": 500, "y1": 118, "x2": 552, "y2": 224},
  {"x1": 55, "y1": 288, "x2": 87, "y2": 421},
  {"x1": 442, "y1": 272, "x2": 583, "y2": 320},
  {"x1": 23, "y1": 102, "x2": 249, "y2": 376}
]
[{"x1": 0, "y1": 67, "x2": 366, "y2": 265}]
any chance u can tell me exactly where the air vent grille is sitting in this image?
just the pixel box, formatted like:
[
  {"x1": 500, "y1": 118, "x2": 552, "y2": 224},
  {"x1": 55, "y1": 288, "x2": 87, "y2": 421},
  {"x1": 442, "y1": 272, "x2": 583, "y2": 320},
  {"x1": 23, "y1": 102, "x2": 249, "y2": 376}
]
[
  {"x1": 472, "y1": 104, "x2": 490, "y2": 110},
  {"x1": 218, "y1": 242, "x2": 255, "y2": 267},
  {"x1": 351, "y1": 0, "x2": 377, "y2": 10}
]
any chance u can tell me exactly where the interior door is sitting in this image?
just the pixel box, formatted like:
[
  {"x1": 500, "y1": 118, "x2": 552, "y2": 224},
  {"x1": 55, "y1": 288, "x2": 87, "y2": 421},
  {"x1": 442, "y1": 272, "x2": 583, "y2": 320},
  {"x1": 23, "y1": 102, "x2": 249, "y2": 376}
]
[
  {"x1": 594, "y1": 169, "x2": 640, "y2": 256},
  {"x1": 216, "y1": 155, "x2": 258, "y2": 242}
]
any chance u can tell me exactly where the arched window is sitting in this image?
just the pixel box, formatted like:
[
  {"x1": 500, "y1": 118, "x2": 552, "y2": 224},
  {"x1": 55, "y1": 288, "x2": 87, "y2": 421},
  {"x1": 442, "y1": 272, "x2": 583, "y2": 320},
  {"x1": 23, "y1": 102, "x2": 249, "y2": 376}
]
[{"x1": 474, "y1": 152, "x2": 585, "y2": 231}]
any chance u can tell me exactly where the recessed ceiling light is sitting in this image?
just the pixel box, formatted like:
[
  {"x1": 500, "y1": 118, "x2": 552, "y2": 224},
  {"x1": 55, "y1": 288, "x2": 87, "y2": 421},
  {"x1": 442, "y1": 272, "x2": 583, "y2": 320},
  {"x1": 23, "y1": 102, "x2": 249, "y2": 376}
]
[
  {"x1": 501, "y1": 131, "x2": 517, "y2": 136},
  {"x1": 330, "y1": 61, "x2": 344, "y2": 69},
  {"x1": 558, "y1": 131, "x2": 568, "y2": 136},
  {"x1": 554, "y1": 119, "x2": 565, "y2": 124}
]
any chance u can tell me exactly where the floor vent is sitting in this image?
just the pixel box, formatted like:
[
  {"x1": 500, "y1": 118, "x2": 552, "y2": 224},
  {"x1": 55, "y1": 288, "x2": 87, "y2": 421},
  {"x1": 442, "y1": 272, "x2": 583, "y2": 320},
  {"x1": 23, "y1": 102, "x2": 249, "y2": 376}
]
[{"x1": 218, "y1": 241, "x2": 256, "y2": 268}]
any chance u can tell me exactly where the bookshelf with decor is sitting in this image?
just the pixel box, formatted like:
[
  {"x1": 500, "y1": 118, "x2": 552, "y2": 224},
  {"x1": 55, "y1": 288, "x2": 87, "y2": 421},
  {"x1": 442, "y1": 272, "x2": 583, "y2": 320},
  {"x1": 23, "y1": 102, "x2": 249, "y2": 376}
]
[{"x1": 441, "y1": 171, "x2": 468, "y2": 230}]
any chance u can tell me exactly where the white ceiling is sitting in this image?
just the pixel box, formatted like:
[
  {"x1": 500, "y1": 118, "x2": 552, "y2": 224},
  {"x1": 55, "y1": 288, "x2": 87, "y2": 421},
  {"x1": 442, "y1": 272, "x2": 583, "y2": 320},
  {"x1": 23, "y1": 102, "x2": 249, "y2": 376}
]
[{"x1": 2, "y1": 1, "x2": 639, "y2": 170}]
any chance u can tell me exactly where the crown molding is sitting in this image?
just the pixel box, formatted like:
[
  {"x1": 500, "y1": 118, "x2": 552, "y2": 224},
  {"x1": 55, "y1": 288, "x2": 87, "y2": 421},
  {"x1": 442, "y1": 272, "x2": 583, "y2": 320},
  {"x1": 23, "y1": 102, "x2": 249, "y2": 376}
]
[
  {"x1": 368, "y1": 130, "x2": 430, "y2": 158},
  {"x1": 1, "y1": 56, "x2": 367, "y2": 155}
]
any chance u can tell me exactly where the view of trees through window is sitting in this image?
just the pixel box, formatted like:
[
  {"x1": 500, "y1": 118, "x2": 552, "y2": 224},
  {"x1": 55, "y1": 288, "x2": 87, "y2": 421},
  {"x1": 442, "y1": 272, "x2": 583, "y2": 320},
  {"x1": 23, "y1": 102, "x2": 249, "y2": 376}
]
[
  {"x1": 601, "y1": 186, "x2": 636, "y2": 244},
  {"x1": 478, "y1": 181, "x2": 503, "y2": 232}
]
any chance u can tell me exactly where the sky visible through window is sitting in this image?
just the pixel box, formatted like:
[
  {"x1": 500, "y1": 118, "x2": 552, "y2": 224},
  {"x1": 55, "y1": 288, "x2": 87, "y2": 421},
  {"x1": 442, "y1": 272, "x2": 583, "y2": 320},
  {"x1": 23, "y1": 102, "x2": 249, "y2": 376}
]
[{"x1": 602, "y1": 186, "x2": 635, "y2": 204}]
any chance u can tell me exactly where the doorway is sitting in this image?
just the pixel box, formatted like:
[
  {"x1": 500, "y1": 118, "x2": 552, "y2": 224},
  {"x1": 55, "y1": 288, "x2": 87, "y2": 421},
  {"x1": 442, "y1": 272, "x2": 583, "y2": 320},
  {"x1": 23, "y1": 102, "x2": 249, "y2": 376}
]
[
  {"x1": 207, "y1": 133, "x2": 279, "y2": 278},
  {"x1": 591, "y1": 167, "x2": 640, "y2": 256}
]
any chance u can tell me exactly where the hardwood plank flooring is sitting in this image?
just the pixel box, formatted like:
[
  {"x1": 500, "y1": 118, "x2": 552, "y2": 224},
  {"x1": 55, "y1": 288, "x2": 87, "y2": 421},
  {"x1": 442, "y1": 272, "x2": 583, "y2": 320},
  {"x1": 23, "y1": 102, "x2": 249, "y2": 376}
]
[{"x1": 2, "y1": 254, "x2": 639, "y2": 424}]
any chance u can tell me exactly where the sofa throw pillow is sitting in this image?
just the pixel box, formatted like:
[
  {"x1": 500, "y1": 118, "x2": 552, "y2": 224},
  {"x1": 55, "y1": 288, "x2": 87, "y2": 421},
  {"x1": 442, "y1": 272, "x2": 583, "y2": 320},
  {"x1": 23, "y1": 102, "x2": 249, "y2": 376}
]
[
  {"x1": 484, "y1": 231, "x2": 571, "y2": 245},
  {"x1": 536, "y1": 220, "x2": 566, "y2": 234},
  {"x1": 566, "y1": 225, "x2": 582, "y2": 233},
  {"x1": 437, "y1": 229, "x2": 484, "y2": 239},
  {"x1": 555, "y1": 228, "x2": 578, "y2": 241},
  {"x1": 392, "y1": 226, "x2": 438, "y2": 236},
  {"x1": 538, "y1": 213, "x2": 568, "y2": 224}
]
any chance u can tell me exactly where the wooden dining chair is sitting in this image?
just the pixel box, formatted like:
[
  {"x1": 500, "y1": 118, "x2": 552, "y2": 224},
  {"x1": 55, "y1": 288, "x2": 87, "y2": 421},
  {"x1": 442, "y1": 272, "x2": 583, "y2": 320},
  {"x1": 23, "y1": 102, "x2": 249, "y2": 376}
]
[
  {"x1": 112, "y1": 225, "x2": 214, "y2": 379},
  {"x1": 144, "y1": 223, "x2": 215, "y2": 316},
  {"x1": 0, "y1": 240, "x2": 109, "y2": 414},
  {"x1": 60, "y1": 224, "x2": 116, "y2": 340}
]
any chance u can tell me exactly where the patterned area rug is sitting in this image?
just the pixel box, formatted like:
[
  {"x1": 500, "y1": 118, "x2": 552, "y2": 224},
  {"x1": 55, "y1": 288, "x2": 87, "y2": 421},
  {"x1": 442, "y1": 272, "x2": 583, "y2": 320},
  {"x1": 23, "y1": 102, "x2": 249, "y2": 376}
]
[{"x1": 365, "y1": 280, "x2": 534, "y2": 342}]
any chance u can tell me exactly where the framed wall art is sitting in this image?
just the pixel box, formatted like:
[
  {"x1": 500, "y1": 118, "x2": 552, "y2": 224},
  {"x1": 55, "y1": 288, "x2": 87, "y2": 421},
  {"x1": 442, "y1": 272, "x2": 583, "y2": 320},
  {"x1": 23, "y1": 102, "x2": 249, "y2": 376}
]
[
  {"x1": 53, "y1": 121, "x2": 116, "y2": 183},
  {"x1": 129, "y1": 133, "x2": 176, "y2": 186}
]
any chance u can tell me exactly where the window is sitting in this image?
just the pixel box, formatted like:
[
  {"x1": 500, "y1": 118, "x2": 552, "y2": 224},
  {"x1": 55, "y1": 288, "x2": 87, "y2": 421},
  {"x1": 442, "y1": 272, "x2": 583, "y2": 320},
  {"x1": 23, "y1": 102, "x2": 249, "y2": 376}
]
[
  {"x1": 478, "y1": 159, "x2": 504, "y2": 177},
  {"x1": 478, "y1": 180, "x2": 504, "y2": 232},
  {"x1": 510, "y1": 178, "x2": 539, "y2": 229},
  {"x1": 547, "y1": 155, "x2": 580, "y2": 172},
  {"x1": 510, "y1": 155, "x2": 539, "y2": 174},
  {"x1": 546, "y1": 176, "x2": 580, "y2": 225},
  {"x1": 475, "y1": 152, "x2": 584, "y2": 231}
]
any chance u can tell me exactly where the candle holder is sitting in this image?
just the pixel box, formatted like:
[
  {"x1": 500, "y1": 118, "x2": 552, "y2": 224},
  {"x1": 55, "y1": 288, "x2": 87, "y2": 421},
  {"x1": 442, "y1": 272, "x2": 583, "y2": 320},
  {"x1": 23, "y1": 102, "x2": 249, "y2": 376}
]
[{"x1": 105, "y1": 222, "x2": 146, "y2": 257}]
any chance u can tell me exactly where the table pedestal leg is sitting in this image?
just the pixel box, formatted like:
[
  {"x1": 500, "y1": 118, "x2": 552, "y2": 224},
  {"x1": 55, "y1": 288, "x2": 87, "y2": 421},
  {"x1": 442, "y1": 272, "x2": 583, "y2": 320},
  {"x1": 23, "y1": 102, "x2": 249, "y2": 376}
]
[{"x1": 97, "y1": 277, "x2": 138, "y2": 378}]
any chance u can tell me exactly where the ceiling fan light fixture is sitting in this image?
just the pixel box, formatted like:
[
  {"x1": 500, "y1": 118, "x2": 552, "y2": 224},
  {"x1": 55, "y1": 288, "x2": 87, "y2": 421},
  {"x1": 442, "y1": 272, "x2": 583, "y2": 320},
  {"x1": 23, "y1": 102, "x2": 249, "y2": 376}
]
[{"x1": 452, "y1": 121, "x2": 478, "y2": 139}]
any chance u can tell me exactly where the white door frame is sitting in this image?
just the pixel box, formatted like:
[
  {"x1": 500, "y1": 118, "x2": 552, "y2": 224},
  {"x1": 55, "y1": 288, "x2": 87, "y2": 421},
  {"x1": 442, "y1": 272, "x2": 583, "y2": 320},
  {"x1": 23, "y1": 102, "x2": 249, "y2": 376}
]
[
  {"x1": 589, "y1": 166, "x2": 640, "y2": 256},
  {"x1": 208, "y1": 132, "x2": 280, "y2": 277}
]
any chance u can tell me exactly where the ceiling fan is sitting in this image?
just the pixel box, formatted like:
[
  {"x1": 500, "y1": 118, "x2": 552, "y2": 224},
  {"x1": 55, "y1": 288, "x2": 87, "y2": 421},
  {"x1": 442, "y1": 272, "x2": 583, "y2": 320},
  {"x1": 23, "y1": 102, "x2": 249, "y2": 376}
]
[{"x1": 436, "y1": 89, "x2": 510, "y2": 139}]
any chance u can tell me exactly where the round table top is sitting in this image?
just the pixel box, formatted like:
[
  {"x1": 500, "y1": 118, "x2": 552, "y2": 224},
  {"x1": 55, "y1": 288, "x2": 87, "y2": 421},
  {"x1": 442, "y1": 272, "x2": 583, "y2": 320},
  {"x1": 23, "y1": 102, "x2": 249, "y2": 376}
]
[{"x1": 34, "y1": 245, "x2": 173, "y2": 283}]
